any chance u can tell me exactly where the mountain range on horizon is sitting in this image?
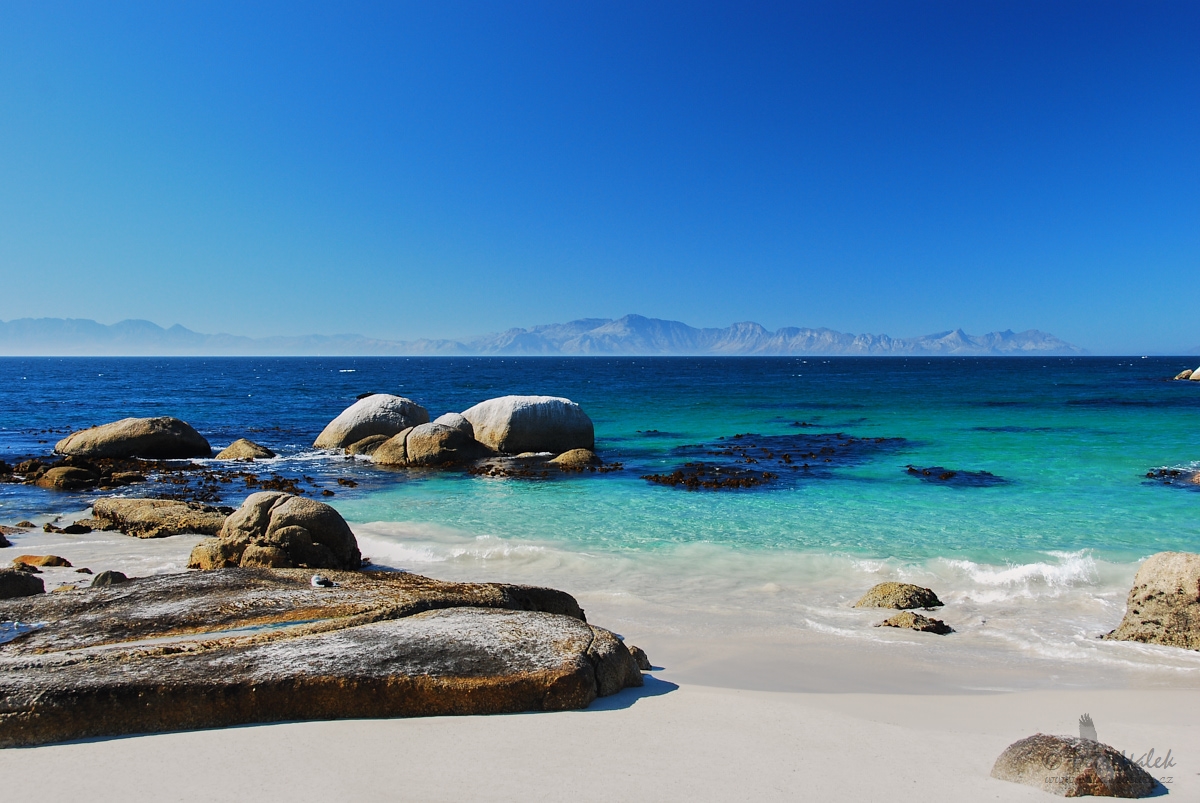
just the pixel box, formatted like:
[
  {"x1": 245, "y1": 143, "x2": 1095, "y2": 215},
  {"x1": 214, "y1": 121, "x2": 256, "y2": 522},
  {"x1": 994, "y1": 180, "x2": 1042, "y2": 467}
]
[{"x1": 0, "y1": 315, "x2": 1092, "y2": 357}]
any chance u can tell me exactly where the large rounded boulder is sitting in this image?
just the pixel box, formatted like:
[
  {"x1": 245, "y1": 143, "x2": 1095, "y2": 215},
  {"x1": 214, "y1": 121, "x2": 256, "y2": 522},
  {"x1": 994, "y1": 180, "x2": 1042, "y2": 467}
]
[
  {"x1": 461, "y1": 396, "x2": 594, "y2": 455},
  {"x1": 55, "y1": 417, "x2": 211, "y2": 459},
  {"x1": 373, "y1": 422, "x2": 491, "y2": 467},
  {"x1": 313, "y1": 395, "x2": 429, "y2": 449},
  {"x1": 188, "y1": 492, "x2": 361, "y2": 571}
]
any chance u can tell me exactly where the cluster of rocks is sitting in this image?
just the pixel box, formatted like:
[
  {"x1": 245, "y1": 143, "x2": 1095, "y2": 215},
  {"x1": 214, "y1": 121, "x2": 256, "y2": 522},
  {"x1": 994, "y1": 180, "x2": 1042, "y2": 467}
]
[
  {"x1": 0, "y1": 495, "x2": 648, "y2": 746},
  {"x1": 853, "y1": 581, "x2": 954, "y2": 634},
  {"x1": 1172, "y1": 366, "x2": 1200, "y2": 381},
  {"x1": 316, "y1": 393, "x2": 602, "y2": 472}
]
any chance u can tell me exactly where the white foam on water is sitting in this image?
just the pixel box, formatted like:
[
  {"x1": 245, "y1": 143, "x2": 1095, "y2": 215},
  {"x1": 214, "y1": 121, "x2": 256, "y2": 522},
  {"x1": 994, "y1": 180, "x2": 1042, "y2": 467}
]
[{"x1": 349, "y1": 519, "x2": 1200, "y2": 684}]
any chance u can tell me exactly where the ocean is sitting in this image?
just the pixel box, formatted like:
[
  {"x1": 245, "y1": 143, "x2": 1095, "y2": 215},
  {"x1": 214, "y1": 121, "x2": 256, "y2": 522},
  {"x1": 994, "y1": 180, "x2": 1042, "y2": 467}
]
[{"x1": 3, "y1": 355, "x2": 1200, "y2": 686}]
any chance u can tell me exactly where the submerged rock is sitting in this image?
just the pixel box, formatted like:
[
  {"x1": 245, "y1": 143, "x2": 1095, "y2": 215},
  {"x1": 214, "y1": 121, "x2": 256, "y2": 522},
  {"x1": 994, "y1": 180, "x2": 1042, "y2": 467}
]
[
  {"x1": 91, "y1": 498, "x2": 229, "y2": 539},
  {"x1": 188, "y1": 491, "x2": 360, "y2": 571},
  {"x1": 875, "y1": 611, "x2": 952, "y2": 634},
  {"x1": 313, "y1": 394, "x2": 429, "y2": 450},
  {"x1": 55, "y1": 417, "x2": 211, "y2": 459},
  {"x1": 0, "y1": 568, "x2": 643, "y2": 747},
  {"x1": 991, "y1": 734, "x2": 1156, "y2": 797},
  {"x1": 853, "y1": 582, "x2": 943, "y2": 610},
  {"x1": 215, "y1": 439, "x2": 275, "y2": 460},
  {"x1": 1104, "y1": 551, "x2": 1200, "y2": 650},
  {"x1": 461, "y1": 396, "x2": 595, "y2": 455},
  {"x1": 0, "y1": 569, "x2": 44, "y2": 599}
]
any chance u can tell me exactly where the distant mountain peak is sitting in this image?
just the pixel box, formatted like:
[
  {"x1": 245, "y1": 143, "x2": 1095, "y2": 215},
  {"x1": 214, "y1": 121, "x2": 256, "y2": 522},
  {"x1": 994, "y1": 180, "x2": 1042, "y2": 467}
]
[{"x1": 0, "y1": 315, "x2": 1086, "y2": 356}]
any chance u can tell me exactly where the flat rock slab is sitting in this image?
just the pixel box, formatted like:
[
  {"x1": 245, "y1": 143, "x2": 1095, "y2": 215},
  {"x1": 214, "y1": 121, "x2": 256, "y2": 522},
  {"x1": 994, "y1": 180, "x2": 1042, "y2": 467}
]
[
  {"x1": 90, "y1": 498, "x2": 230, "y2": 539},
  {"x1": 0, "y1": 568, "x2": 641, "y2": 747}
]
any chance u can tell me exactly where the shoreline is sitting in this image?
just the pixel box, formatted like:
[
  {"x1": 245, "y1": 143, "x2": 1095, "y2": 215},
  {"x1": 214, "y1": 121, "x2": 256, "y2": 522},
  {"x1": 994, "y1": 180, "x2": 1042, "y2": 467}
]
[
  {"x1": 3, "y1": 509, "x2": 1199, "y2": 798},
  {"x1": 7, "y1": 513, "x2": 1200, "y2": 695}
]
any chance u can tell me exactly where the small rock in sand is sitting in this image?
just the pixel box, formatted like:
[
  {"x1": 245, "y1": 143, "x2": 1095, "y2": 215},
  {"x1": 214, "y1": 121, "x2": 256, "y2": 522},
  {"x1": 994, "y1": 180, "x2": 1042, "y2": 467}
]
[
  {"x1": 627, "y1": 644, "x2": 652, "y2": 670},
  {"x1": 991, "y1": 733, "x2": 1156, "y2": 797}
]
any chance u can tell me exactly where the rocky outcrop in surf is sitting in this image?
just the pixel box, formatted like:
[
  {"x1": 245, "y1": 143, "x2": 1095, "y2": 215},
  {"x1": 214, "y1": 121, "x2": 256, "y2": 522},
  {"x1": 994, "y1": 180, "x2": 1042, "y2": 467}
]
[
  {"x1": 874, "y1": 611, "x2": 953, "y2": 634},
  {"x1": 313, "y1": 394, "x2": 429, "y2": 449},
  {"x1": 0, "y1": 567, "x2": 644, "y2": 747},
  {"x1": 55, "y1": 417, "x2": 211, "y2": 459},
  {"x1": 188, "y1": 492, "x2": 361, "y2": 571},
  {"x1": 1104, "y1": 551, "x2": 1200, "y2": 650},
  {"x1": 854, "y1": 582, "x2": 943, "y2": 610}
]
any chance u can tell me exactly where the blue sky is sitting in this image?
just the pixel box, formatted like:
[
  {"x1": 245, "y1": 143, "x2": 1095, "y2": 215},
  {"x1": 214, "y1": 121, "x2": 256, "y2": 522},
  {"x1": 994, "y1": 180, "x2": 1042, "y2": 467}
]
[{"x1": 1, "y1": 1, "x2": 1196, "y2": 353}]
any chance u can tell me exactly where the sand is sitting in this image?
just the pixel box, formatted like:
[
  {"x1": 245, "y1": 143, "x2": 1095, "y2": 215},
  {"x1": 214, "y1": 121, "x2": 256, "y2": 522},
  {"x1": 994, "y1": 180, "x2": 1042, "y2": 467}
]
[
  {"x1": 3, "y1": 522, "x2": 1199, "y2": 799},
  {"x1": 1, "y1": 683, "x2": 1195, "y2": 801}
]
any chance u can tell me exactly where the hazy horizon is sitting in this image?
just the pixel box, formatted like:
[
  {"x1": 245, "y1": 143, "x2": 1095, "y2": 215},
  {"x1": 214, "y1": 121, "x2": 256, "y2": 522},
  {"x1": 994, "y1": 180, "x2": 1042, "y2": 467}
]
[
  {"x1": 5, "y1": 311, "x2": 1195, "y2": 356},
  {"x1": 1, "y1": 3, "x2": 1196, "y2": 353}
]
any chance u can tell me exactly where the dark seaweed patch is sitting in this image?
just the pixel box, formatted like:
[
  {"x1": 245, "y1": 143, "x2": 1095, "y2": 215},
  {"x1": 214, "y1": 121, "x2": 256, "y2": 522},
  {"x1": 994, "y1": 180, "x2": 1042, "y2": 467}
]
[
  {"x1": 973, "y1": 400, "x2": 1032, "y2": 407},
  {"x1": 643, "y1": 432, "x2": 907, "y2": 491},
  {"x1": 903, "y1": 465, "x2": 1007, "y2": 487},
  {"x1": 1069, "y1": 397, "x2": 1200, "y2": 409}
]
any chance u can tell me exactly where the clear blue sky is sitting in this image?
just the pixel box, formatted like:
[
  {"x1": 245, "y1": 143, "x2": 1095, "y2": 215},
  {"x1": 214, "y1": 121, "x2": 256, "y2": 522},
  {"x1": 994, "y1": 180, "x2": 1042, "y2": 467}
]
[{"x1": 1, "y1": 1, "x2": 1196, "y2": 353}]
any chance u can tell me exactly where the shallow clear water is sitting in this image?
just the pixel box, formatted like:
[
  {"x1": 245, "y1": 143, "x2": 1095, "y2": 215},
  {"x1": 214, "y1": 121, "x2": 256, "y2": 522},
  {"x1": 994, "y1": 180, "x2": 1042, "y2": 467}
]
[{"x1": 3, "y1": 356, "x2": 1200, "y2": 684}]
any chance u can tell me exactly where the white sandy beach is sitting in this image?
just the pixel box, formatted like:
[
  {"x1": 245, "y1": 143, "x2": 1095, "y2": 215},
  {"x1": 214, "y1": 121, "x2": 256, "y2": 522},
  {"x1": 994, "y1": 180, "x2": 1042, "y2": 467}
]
[
  {"x1": 3, "y1": 519, "x2": 1199, "y2": 800},
  {"x1": 1, "y1": 684, "x2": 1195, "y2": 801}
]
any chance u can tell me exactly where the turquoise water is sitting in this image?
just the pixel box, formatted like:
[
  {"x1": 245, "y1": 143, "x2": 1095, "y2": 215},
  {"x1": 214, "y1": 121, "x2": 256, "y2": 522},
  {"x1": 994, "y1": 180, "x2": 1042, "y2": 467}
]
[
  {"x1": 2, "y1": 355, "x2": 1198, "y2": 564},
  {"x1": 326, "y1": 357, "x2": 1200, "y2": 565},
  {"x1": 4, "y1": 356, "x2": 1200, "y2": 681}
]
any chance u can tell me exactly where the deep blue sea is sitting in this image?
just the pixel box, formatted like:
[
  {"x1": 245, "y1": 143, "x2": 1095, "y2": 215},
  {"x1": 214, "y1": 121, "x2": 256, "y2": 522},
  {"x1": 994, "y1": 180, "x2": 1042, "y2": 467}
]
[{"x1": 3, "y1": 356, "x2": 1200, "y2": 681}]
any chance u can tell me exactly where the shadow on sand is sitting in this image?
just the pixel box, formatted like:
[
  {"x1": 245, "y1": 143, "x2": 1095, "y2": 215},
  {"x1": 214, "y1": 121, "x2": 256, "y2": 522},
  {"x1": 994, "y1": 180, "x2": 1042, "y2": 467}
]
[{"x1": 584, "y1": 674, "x2": 679, "y2": 712}]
